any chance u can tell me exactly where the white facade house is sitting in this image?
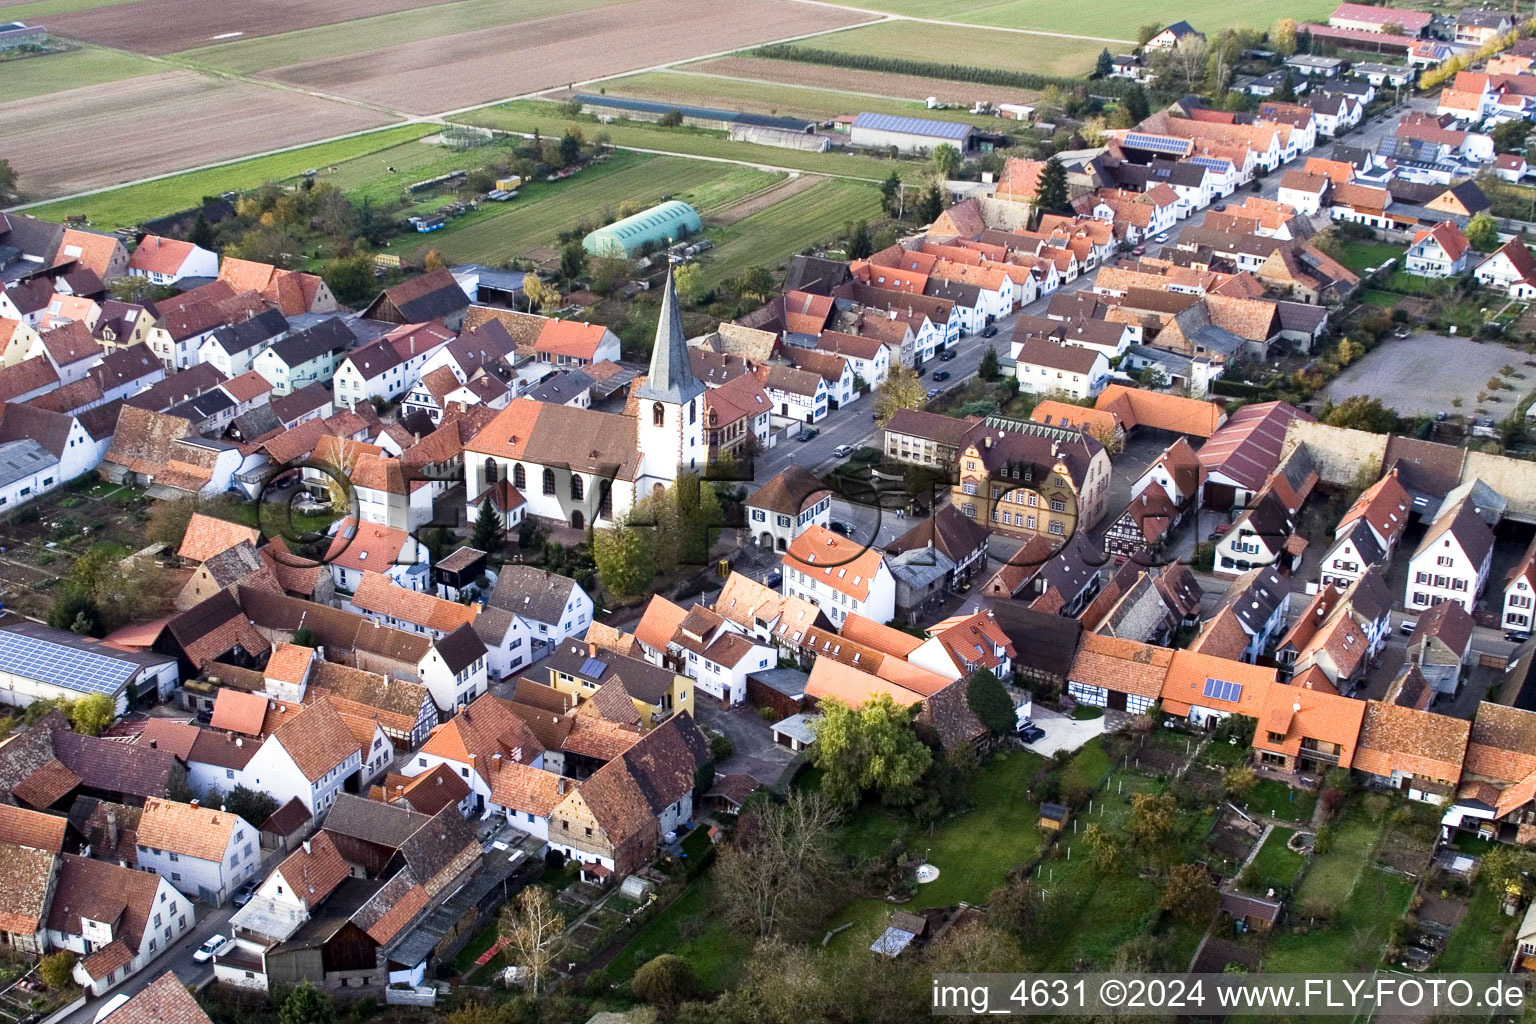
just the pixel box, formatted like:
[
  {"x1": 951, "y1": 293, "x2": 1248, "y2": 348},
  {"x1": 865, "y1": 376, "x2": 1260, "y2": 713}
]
[
  {"x1": 47, "y1": 857, "x2": 195, "y2": 997},
  {"x1": 1012, "y1": 337, "x2": 1109, "y2": 400},
  {"x1": 404, "y1": 691, "x2": 547, "y2": 815},
  {"x1": 781, "y1": 523, "x2": 896, "y2": 628},
  {"x1": 213, "y1": 701, "x2": 365, "y2": 815},
  {"x1": 1406, "y1": 501, "x2": 1494, "y2": 614},
  {"x1": 127, "y1": 236, "x2": 218, "y2": 285},
  {"x1": 746, "y1": 466, "x2": 833, "y2": 553},
  {"x1": 1504, "y1": 548, "x2": 1536, "y2": 635},
  {"x1": 1404, "y1": 223, "x2": 1472, "y2": 278},
  {"x1": 1474, "y1": 240, "x2": 1536, "y2": 299},
  {"x1": 487, "y1": 566, "x2": 594, "y2": 666},
  {"x1": 757, "y1": 364, "x2": 829, "y2": 424},
  {"x1": 134, "y1": 798, "x2": 261, "y2": 906}
]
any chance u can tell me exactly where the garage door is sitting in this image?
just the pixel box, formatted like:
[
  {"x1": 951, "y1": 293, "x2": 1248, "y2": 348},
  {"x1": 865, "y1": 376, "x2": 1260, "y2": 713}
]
[{"x1": 1204, "y1": 482, "x2": 1236, "y2": 513}]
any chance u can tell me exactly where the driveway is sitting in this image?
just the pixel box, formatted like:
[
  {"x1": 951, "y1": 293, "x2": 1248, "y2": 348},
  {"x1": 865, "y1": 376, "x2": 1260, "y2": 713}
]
[
  {"x1": 693, "y1": 697, "x2": 796, "y2": 788},
  {"x1": 1021, "y1": 706, "x2": 1107, "y2": 758}
]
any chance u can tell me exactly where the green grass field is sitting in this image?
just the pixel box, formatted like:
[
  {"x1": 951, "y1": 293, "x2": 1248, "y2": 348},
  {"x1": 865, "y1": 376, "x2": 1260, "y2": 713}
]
[
  {"x1": 1261, "y1": 866, "x2": 1414, "y2": 972},
  {"x1": 803, "y1": 20, "x2": 1106, "y2": 76},
  {"x1": 0, "y1": 0, "x2": 136, "y2": 21},
  {"x1": 171, "y1": 0, "x2": 626, "y2": 74},
  {"x1": 1243, "y1": 779, "x2": 1316, "y2": 824},
  {"x1": 809, "y1": 0, "x2": 1337, "y2": 35},
  {"x1": 383, "y1": 153, "x2": 783, "y2": 265},
  {"x1": 0, "y1": 46, "x2": 158, "y2": 102},
  {"x1": 1337, "y1": 240, "x2": 1405, "y2": 274},
  {"x1": 603, "y1": 881, "x2": 750, "y2": 992},
  {"x1": 459, "y1": 100, "x2": 910, "y2": 181},
  {"x1": 1437, "y1": 875, "x2": 1515, "y2": 973},
  {"x1": 1295, "y1": 802, "x2": 1383, "y2": 903},
  {"x1": 592, "y1": 71, "x2": 1012, "y2": 128},
  {"x1": 697, "y1": 178, "x2": 881, "y2": 286},
  {"x1": 25, "y1": 123, "x2": 437, "y2": 228},
  {"x1": 1244, "y1": 827, "x2": 1306, "y2": 891}
]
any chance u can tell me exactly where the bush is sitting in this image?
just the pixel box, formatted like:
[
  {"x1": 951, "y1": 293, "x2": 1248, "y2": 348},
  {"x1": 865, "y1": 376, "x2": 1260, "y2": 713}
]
[
  {"x1": 632, "y1": 954, "x2": 698, "y2": 1009},
  {"x1": 709, "y1": 734, "x2": 733, "y2": 761},
  {"x1": 38, "y1": 952, "x2": 76, "y2": 989}
]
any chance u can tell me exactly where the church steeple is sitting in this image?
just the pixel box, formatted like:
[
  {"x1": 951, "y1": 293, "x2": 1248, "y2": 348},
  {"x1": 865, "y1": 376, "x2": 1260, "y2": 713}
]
[{"x1": 636, "y1": 265, "x2": 704, "y2": 406}]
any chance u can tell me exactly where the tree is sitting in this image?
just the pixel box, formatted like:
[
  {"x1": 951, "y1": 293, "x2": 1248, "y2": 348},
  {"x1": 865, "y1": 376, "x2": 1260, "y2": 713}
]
[
  {"x1": 592, "y1": 510, "x2": 657, "y2": 597},
  {"x1": 224, "y1": 784, "x2": 280, "y2": 828},
  {"x1": 1494, "y1": 119, "x2": 1531, "y2": 155},
  {"x1": 915, "y1": 183, "x2": 944, "y2": 224},
  {"x1": 422, "y1": 249, "x2": 446, "y2": 272},
  {"x1": 978, "y1": 344, "x2": 1000, "y2": 381},
  {"x1": 1481, "y1": 845, "x2": 1536, "y2": 902},
  {"x1": 844, "y1": 219, "x2": 873, "y2": 260},
  {"x1": 658, "y1": 108, "x2": 684, "y2": 127},
  {"x1": 313, "y1": 184, "x2": 355, "y2": 240},
  {"x1": 321, "y1": 254, "x2": 378, "y2": 308},
  {"x1": 187, "y1": 211, "x2": 215, "y2": 250},
  {"x1": 0, "y1": 157, "x2": 17, "y2": 197},
  {"x1": 559, "y1": 128, "x2": 583, "y2": 167},
  {"x1": 499, "y1": 885, "x2": 566, "y2": 996},
  {"x1": 874, "y1": 364, "x2": 926, "y2": 426},
  {"x1": 673, "y1": 262, "x2": 705, "y2": 307},
  {"x1": 1147, "y1": 38, "x2": 1211, "y2": 95},
  {"x1": 1160, "y1": 864, "x2": 1219, "y2": 924},
  {"x1": 715, "y1": 791, "x2": 837, "y2": 940},
  {"x1": 1222, "y1": 764, "x2": 1258, "y2": 799},
  {"x1": 292, "y1": 625, "x2": 318, "y2": 648},
  {"x1": 1275, "y1": 71, "x2": 1297, "y2": 102},
  {"x1": 522, "y1": 274, "x2": 560, "y2": 313},
  {"x1": 1136, "y1": 23, "x2": 1162, "y2": 45},
  {"x1": 38, "y1": 951, "x2": 75, "y2": 989},
  {"x1": 1129, "y1": 791, "x2": 1178, "y2": 854},
  {"x1": 965, "y1": 668, "x2": 1016, "y2": 735},
  {"x1": 1465, "y1": 210, "x2": 1500, "y2": 252},
  {"x1": 1094, "y1": 48, "x2": 1114, "y2": 79},
  {"x1": 559, "y1": 241, "x2": 587, "y2": 286},
  {"x1": 736, "y1": 265, "x2": 775, "y2": 304},
  {"x1": 1270, "y1": 18, "x2": 1299, "y2": 56},
  {"x1": 146, "y1": 497, "x2": 198, "y2": 546},
  {"x1": 880, "y1": 170, "x2": 903, "y2": 217},
  {"x1": 1124, "y1": 84, "x2": 1150, "y2": 124},
  {"x1": 1083, "y1": 822, "x2": 1126, "y2": 874},
  {"x1": 809, "y1": 693, "x2": 932, "y2": 808},
  {"x1": 68, "y1": 694, "x2": 114, "y2": 737},
  {"x1": 987, "y1": 876, "x2": 1048, "y2": 945},
  {"x1": 471, "y1": 496, "x2": 503, "y2": 553},
  {"x1": 932, "y1": 143, "x2": 963, "y2": 180},
  {"x1": 1322, "y1": 394, "x2": 1397, "y2": 434},
  {"x1": 1033, "y1": 156, "x2": 1070, "y2": 215},
  {"x1": 633, "y1": 954, "x2": 699, "y2": 1010},
  {"x1": 278, "y1": 982, "x2": 337, "y2": 1024}
]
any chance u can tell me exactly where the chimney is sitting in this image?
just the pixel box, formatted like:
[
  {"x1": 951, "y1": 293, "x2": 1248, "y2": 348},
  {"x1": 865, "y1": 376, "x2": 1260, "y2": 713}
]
[
  {"x1": 557, "y1": 777, "x2": 568, "y2": 795},
  {"x1": 148, "y1": 739, "x2": 157, "y2": 749},
  {"x1": 493, "y1": 752, "x2": 502, "y2": 762},
  {"x1": 303, "y1": 839, "x2": 311, "y2": 855},
  {"x1": 106, "y1": 811, "x2": 118, "y2": 850},
  {"x1": 190, "y1": 799, "x2": 200, "y2": 810}
]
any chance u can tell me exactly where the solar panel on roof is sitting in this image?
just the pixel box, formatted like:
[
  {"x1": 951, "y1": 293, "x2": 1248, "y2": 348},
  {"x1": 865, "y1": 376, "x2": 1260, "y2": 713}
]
[
  {"x1": 1201, "y1": 677, "x2": 1242, "y2": 703},
  {"x1": 579, "y1": 657, "x2": 608, "y2": 678},
  {"x1": 1191, "y1": 156, "x2": 1232, "y2": 171},
  {"x1": 851, "y1": 112, "x2": 971, "y2": 140},
  {"x1": 0, "y1": 630, "x2": 138, "y2": 697},
  {"x1": 1125, "y1": 133, "x2": 1188, "y2": 155}
]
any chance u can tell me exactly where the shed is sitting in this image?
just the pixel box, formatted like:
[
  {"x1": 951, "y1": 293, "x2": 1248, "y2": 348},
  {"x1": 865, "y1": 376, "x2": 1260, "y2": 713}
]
[
  {"x1": 1220, "y1": 890, "x2": 1282, "y2": 931},
  {"x1": 870, "y1": 910, "x2": 928, "y2": 957},
  {"x1": 747, "y1": 668, "x2": 808, "y2": 719},
  {"x1": 582, "y1": 201, "x2": 702, "y2": 258},
  {"x1": 1039, "y1": 802, "x2": 1069, "y2": 830},
  {"x1": 771, "y1": 711, "x2": 820, "y2": 752}
]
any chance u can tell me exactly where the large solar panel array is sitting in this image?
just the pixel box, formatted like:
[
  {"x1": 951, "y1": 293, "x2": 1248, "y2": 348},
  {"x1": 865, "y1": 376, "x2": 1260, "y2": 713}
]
[
  {"x1": 1202, "y1": 677, "x2": 1243, "y2": 703},
  {"x1": 1191, "y1": 156, "x2": 1233, "y2": 172},
  {"x1": 1124, "y1": 133, "x2": 1189, "y2": 156},
  {"x1": 579, "y1": 657, "x2": 609, "y2": 679},
  {"x1": 0, "y1": 629, "x2": 137, "y2": 696},
  {"x1": 851, "y1": 112, "x2": 972, "y2": 140}
]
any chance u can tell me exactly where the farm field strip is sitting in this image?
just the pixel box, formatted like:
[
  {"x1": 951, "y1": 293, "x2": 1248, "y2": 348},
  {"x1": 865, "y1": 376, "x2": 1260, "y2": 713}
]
[
  {"x1": 685, "y1": 54, "x2": 1040, "y2": 108},
  {"x1": 798, "y1": 18, "x2": 1114, "y2": 74},
  {"x1": 24, "y1": 123, "x2": 437, "y2": 228},
  {"x1": 0, "y1": 0, "x2": 132, "y2": 15},
  {"x1": 588, "y1": 69, "x2": 1014, "y2": 127},
  {"x1": 460, "y1": 100, "x2": 901, "y2": 180},
  {"x1": 0, "y1": 45, "x2": 158, "y2": 103},
  {"x1": 381, "y1": 154, "x2": 780, "y2": 265},
  {"x1": 697, "y1": 177, "x2": 880, "y2": 286},
  {"x1": 795, "y1": 0, "x2": 1337, "y2": 35},
  {"x1": 172, "y1": 0, "x2": 629, "y2": 76}
]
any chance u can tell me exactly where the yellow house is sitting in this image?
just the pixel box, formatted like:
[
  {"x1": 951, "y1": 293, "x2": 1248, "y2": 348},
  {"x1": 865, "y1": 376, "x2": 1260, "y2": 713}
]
[
  {"x1": 544, "y1": 637, "x2": 691, "y2": 729},
  {"x1": 953, "y1": 423, "x2": 1110, "y2": 542}
]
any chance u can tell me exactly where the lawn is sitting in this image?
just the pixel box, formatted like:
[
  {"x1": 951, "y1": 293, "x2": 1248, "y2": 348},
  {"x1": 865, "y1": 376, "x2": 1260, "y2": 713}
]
[
  {"x1": 696, "y1": 178, "x2": 882, "y2": 286},
  {"x1": 1295, "y1": 802, "x2": 1383, "y2": 903},
  {"x1": 26, "y1": 123, "x2": 437, "y2": 229},
  {"x1": 801, "y1": 20, "x2": 1106, "y2": 76},
  {"x1": 592, "y1": 70, "x2": 1012, "y2": 127},
  {"x1": 1243, "y1": 827, "x2": 1305, "y2": 891},
  {"x1": 459, "y1": 99, "x2": 909, "y2": 181},
  {"x1": 0, "y1": 47, "x2": 158, "y2": 103},
  {"x1": 1261, "y1": 866, "x2": 1415, "y2": 972},
  {"x1": 1437, "y1": 875, "x2": 1515, "y2": 973},
  {"x1": 818, "y1": 0, "x2": 1336, "y2": 35},
  {"x1": 1243, "y1": 780, "x2": 1316, "y2": 824},
  {"x1": 1337, "y1": 240, "x2": 1404, "y2": 275},
  {"x1": 602, "y1": 881, "x2": 749, "y2": 992},
  {"x1": 1360, "y1": 288, "x2": 1401, "y2": 308},
  {"x1": 172, "y1": 0, "x2": 626, "y2": 74},
  {"x1": 382, "y1": 152, "x2": 782, "y2": 265}
]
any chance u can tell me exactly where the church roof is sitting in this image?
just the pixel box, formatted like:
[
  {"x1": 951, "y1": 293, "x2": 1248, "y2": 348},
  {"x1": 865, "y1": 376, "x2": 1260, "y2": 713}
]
[{"x1": 635, "y1": 267, "x2": 704, "y2": 406}]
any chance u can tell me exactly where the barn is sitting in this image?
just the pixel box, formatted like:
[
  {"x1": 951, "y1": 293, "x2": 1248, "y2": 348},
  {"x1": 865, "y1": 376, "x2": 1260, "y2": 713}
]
[
  {"x1": 582, "y1": 200, "x2": 702, "y2": 258},
  {"x1": 573, "y1": 94, "x2": 815, "y2": 134},
  {"x1": 849, "y1": 113, "x2": 974, "y2": 155}
]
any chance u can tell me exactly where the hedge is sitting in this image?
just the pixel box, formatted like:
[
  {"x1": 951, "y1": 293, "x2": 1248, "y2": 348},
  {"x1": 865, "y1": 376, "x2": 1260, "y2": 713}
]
[{"x1": 750, "y1": 45, "x2": 1138, "y2": 99}]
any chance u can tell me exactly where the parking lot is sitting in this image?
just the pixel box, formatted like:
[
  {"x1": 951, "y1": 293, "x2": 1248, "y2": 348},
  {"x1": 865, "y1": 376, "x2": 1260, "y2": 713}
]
[{"x1": 1324, "y1": 333, "x2": 1536, "y2": 417}]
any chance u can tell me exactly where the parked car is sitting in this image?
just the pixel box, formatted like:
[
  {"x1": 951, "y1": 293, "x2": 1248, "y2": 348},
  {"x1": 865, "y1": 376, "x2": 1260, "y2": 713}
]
[
  {"x1": 763, "y1": 570, "x2": 782, "y2": 589},
  {"x1": 932, "y1": 370, "x2": 951, "y2": 382},
  {"x1": 927, "y1": 388, "x2": 940, "y2": 399},
  {"x1": 1155, "y1": 232, "x2": 1169, "y2": 243},
  {"x1": 1399, "y1": 618, "x2": 1418, "y2": 636},
  {"x1": 797, "y1": 428, "x2": 818, "y2": 442},
  {"x1": 1394, "y1": 327, "x2": 1410, "y2": 338},
  {"x1": 982, "y1": 325, "x2": 998, "y2": 338},
  {"x1": 829, "y1": 520, "x2": 855, "y2": 536},
  {"x1": 193, "y1": 935, "x2": 234, "y2": 963},
  {"x1": 1507, "y1": 630, "x2": 1532, "y2": 643},
  {"x1": 939, "y1": 349, "x2": 957, "y2": 361},
  {"x1": 833, "y1": 444, "x2": 853, "y2": 458},
  {"x1": 1132, "y1": 246, "x2": 1145, "y2": 256},
  {"x1": 1017, "y1": 721, "x2": 1045, "y2": 743},
  {"x1": 232, "y1": 881, "x2": 257, "y2": 907}
]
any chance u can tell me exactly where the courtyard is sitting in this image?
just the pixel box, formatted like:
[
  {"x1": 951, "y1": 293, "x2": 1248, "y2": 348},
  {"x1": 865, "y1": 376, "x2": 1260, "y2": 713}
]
[{"x1": 1323, "y1": 333, "x2": 1536, "y2": 418}]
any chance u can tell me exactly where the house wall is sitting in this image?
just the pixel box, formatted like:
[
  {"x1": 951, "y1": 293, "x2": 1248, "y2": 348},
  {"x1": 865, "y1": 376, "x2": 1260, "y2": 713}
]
[{"x1": 137, "y1": 819, "x2": 259, "y2": 906}]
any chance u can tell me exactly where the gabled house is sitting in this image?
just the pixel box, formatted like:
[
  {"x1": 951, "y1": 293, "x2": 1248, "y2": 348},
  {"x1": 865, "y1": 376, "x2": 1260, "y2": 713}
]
[
  {"x1": 127, "y1": 236, "x2": 218, "y2": 285},
  {"x1": 1250, "y1": 684, "x2": 1365, "y2": 778},
  {"x1": 1504, "y1": 540, "x2": 1536, "y2": 636},
  {"x1": 134, "y1": 797, "x2": 260, "y2": 906},
  {"x1": 746, "y1": 465, "x2": 832, "y2": 553},
  {"x1": 781, "y1": 523, "x2": 896, "y2": 627},
  {"x1": 908, "y1": 609, "x2": 1014, "y2": 681},
  {"x1": 546, "y1": 634, "x2": 694, "y2": 725},
  {"x1": 1405, "y1": 222, "x2": 1472, "y2": 278},
  {"x1": 1158, "y1": 649, "x2": 1275, "y2": 728},
  {"x1": 1214, "y1": 488, "x2": 1302, "y2": 578},
  {"x1": 198, "y1": 309, "x2": 289, "y2": 379},
  {"x1": 1353, "y1": 700, "x2": 1469, "y2": 804},
  {"x1": 1207, "y1": 566, "x2": 1292, "y2": 664},
  {"x1": 1320, "y1": 472, "x2": 1412, "y2": 586},
  {"x1": 486, "y1": 565, "x2": 593, "y2": 662},
  {"x1": 361, "y1": 269, "x2": 471, "y2": 331},
  {"x1": 405, "y1": 692, "x2": 546, "y2": 816},
  {"x1": 47, "y1": 854, "x2": 194, "y2": 996},
  {"x1": 1474, "y1": 239, "x2": 1536, "y2": 299},
  {"x1": 251, "y1": 318, "x2": 353, "y2": 396},
  {"x1": 1406, "y1": 497, "x2": 1494, "y2": 613},
  {"x1": 1407, "y1": 600, "x2": 1475, "y2": 695}
]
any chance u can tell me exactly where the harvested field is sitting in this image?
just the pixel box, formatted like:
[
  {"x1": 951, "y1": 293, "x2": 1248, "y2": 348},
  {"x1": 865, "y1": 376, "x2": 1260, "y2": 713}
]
[
  {"x1": 711, "y1": 173, "x2": 821, "y2": 226},
  {"x1": 43, "y1": 0, "x2": 458, "y2": 55},
  {"x1": 0, "y1": 45, "x2": 157, "y2": 102},
  {"x1": 804, "y1": 20, "x2": 1106, "y2": 77},
  {"x1": 1, "y1": 70, "x2": 391, "y2": 197},
  {"x1": 262, "y1": 0, "x2": 876, "y2": 115},
  {"x1": 690, "y1": 55, "x2": 1040, "y2": 109},
  {"x1": 810, "y1": 0, "x2": 1335, "y2": 35},
  {"x1": 174, "y1": 0, "x2": 628, "y2": 75}
]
